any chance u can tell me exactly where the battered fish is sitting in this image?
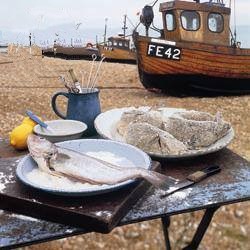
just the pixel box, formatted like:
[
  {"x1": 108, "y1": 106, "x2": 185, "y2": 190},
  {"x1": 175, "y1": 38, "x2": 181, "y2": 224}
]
[
  {"x1": 117, "y1": 109, "x2": 163, "y2": 136},
  {"x1": 163, "y1": 115, "x2": 231, "y2": 148},
  {"x1": 125, "y1": 122, "x2": 187, "y2": 155},
  {"x1": 173, "y1": 110, "x2": 216, "y2": 121}
]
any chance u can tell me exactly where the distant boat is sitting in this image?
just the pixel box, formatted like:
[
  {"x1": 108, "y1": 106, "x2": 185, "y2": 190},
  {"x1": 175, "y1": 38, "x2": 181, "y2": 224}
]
[
  {"x1": 42, "y1": 42, "x2": 99, "y2": 60},
  {"x1": 133, "y1": 0, "x2": 250, "y2": 94},
  {"x1": 41, "y1": 45, "x2": 53, "y2": 56},
  {"x1": 97, "y1": 15, "x2": 136, "y2": 64},
  {"x1": 0, "y1": 43, "x2": 8, "y2": 53}
]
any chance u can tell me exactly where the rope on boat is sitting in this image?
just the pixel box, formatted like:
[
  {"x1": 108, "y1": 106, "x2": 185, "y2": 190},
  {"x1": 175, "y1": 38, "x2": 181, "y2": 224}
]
[
  {"x1": 127, "y1": 16, "x2": 136, "y2": 29},
  {"x1": 151, "y1": 0, "x2": 159, "y2": 7}
]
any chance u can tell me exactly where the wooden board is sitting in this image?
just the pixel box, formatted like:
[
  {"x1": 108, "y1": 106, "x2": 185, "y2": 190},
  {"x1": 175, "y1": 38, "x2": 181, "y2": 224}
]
[{"x1": 0, "y1": 157, "x2": 160, "y2": 233}]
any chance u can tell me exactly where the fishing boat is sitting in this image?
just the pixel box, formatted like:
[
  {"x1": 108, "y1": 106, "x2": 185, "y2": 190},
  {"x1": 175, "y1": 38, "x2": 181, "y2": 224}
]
[
  {"x1": 42, "y1": 39, "x2": 99, "y2": 60},
  {"x1": 133, "y1": 0, "x2": 250, "y2": 93},
  {"x1": 41, "y1": 46, "x2": 54, "y2": 57},
  {"x1": 52, "y1": 44, "x2": 99, "y2": 60},
  {"x1": 0, "y1": 43, "x2": 8, "y2": 54},
  {"x1": 97, "y1": 16, "x2": 136, "y2": 64}
]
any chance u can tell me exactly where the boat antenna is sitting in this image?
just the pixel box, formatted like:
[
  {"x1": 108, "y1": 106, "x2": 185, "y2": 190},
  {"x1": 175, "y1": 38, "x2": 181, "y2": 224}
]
[
  {"x1": 103, "y1": 18, "x2": 108, "y2": 45},
  {"x1": 229, "y1": 0, "x2": 237, "y2": 47},
  {"x1": 233, "y1": 0, "x2": 237, "y2": 44},
  {"x1": 122, "y1": 15, "x2": 128, "y2": 38}
]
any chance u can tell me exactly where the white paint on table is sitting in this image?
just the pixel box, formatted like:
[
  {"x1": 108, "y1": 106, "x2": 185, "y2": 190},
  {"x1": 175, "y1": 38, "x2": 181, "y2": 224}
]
[{"x1": 0, "y1": 171, "x2": 15, "y2": 192}]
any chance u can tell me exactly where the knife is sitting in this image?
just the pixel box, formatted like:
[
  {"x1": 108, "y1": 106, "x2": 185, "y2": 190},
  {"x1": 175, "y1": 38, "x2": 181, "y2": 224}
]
[{"x1": 161, "y1": 165, "x2": 221, "y2": 198}]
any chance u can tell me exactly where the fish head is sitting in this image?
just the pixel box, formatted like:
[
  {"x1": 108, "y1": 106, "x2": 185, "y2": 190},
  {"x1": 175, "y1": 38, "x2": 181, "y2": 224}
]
[{"x1": 27, "y1": 134, "x2": 58, "y2": 171}]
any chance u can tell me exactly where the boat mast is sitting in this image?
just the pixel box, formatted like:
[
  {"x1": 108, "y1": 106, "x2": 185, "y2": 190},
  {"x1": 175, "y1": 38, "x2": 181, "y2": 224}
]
[
  {"x1": 230, "y1": 0, "x2": 237, "y2": 46},
  {"x1": 122, "y1": 15, "x2": 128, "y2": 38},
  {"x1": 103, "y1": 18, "x2": 108, "y2": 45}
]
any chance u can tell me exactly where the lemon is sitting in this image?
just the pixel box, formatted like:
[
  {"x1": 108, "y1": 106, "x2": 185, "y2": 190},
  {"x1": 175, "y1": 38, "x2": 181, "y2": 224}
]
[
  {"x1": 22, "y1": 117, "x2": 38, "y2": 127},
  {"x1": 10, "y1": 124, "x2": 34, "y2": 150}
]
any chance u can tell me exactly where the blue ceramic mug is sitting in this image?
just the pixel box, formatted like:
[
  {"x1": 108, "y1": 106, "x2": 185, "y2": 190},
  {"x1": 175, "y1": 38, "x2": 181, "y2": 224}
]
[{"x1": 51, "y1": 88, "x2": 101, "y2": 135}]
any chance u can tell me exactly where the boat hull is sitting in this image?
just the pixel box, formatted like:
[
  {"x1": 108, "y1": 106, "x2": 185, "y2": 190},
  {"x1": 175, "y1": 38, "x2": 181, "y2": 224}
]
[
  {"x1": 98, "y1": 45, "x2": 136, "y2": 64},
  {"x1": 139, "y1": 70, "x2": 250, "y2": 94},
  {"x1": 134, "y1": 35, "x2": 250, "y2": 93},
  {"x1": 42, "y1": 45, "x2": 100, "y2": 60}
]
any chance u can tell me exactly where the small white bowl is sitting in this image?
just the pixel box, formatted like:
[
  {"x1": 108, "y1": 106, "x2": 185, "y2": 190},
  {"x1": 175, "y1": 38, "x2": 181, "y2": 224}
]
[{"x1": 33, "y1": 120, "x2": 87, "y2": 143}]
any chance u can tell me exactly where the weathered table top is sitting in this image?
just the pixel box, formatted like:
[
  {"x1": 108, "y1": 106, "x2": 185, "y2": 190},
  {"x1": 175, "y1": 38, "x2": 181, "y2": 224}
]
[{"x1": 0, "y1": 140, "x2": 249, "y2": 249}]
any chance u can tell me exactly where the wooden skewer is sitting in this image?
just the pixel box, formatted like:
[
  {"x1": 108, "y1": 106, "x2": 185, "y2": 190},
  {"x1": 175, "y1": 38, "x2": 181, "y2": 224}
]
[
  {"x1": 87, "y1": 54, "x2": 98, "y2": 92},
  {"x1": 90, "y1": 55, "x2": 106, "y2": 92}
]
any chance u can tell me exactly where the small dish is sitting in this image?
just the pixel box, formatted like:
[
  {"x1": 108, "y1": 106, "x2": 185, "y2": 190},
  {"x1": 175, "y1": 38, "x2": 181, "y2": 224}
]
[{"x1": 33, "y1": 120, "x2": 87, "y2": 143}]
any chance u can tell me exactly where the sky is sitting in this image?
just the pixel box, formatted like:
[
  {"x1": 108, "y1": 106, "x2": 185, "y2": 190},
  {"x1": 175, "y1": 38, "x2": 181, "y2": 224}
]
[
  {"x1": 0, "y1": 0, "x2": 249, "y2": 45},
  {"x1": 0, "y1": 0, "x2": 149, "y2": 32}
]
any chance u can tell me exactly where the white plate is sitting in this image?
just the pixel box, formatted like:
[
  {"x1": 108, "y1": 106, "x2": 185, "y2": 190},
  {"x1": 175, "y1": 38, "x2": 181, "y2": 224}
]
[
  {"x1": 16, "y1": 139, "x2": 151, "y2": 196},
  {"x1": 94, "y1": 107, "x2": 234, "y2": 159}
]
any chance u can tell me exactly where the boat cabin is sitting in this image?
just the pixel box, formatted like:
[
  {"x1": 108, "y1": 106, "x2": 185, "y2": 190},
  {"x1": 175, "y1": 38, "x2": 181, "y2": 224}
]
[
  {"x1": 160, "y1": 1, "x2": 231, "y2": 46},
  {"x1": 107, "y1": 37, "x2": 131, "y2": 50}
]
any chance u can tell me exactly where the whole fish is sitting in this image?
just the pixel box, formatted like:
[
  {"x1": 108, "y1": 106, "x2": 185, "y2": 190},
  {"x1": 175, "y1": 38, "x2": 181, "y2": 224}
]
[{"x1": 27, "y1": 134, "x2": 175, "y2": 190}]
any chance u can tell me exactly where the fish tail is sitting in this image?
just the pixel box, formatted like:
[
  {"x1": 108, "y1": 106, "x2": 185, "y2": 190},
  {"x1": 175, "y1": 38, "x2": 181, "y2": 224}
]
[{"x1": 139, "y1": 169, "x2": 177, "y2": 190}]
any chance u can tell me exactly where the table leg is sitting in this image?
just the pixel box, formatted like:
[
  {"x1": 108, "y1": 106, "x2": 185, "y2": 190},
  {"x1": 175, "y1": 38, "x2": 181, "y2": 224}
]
[
  {"x1": 183, "y1": 206, "x2": 220, "y2": 250},
  {"x1": 161, "y1": 216, "x2": 171, "y2": 250}
]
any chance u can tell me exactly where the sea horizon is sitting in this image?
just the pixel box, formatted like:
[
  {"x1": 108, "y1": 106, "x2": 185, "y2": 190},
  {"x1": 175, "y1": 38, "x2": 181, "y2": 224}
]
[{"x1": 0, "y1": 24, "x2": 249, "y2": 48}]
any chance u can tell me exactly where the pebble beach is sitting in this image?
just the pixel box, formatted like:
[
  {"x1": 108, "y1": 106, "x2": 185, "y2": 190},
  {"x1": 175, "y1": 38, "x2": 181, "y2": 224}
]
[{"x1": 0, "y1": 48, "x2": 249, "y2": 249}]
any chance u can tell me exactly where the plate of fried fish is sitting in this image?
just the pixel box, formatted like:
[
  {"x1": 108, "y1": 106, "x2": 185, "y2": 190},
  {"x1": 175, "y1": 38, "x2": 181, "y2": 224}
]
[
  {"x1": 16, "y1": 135, "x2": 177, "y2": 196},
  {"x1": 94, "y1": 107, "x2": 234, "y2": 158}
]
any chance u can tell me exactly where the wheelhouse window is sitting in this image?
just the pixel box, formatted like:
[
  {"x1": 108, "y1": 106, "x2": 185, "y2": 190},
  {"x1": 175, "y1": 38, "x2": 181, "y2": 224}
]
[
  {"x1": 181, "y1": 10, "x2": 200, "y2": 31},
  {"x1": 165, "y1": 11, "x2": 176, "y2": 31},
  {"x1": 208, "y1": 13, "x2": 224, "y2": 33}
]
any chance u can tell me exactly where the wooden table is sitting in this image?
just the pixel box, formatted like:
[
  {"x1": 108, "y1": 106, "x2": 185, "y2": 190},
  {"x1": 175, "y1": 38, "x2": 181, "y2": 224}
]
[{"x1": 0, "y1": 140, "x2": 249, "y2": 250}]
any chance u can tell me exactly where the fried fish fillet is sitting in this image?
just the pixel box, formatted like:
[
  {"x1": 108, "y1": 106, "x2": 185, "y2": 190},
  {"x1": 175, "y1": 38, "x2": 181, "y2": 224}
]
[
  {"x1": 163, "y1": 114, "x2": 231, "y2": 149},
  {"x1": 173, "y1": 110, "x2": 215, "y2": 121},
  {"x1": 117, "y1": 109, "x2": 163, "y2": 136},
  {"x1": 125, "y1": 122, "x2": 187, "y2": 155}
]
